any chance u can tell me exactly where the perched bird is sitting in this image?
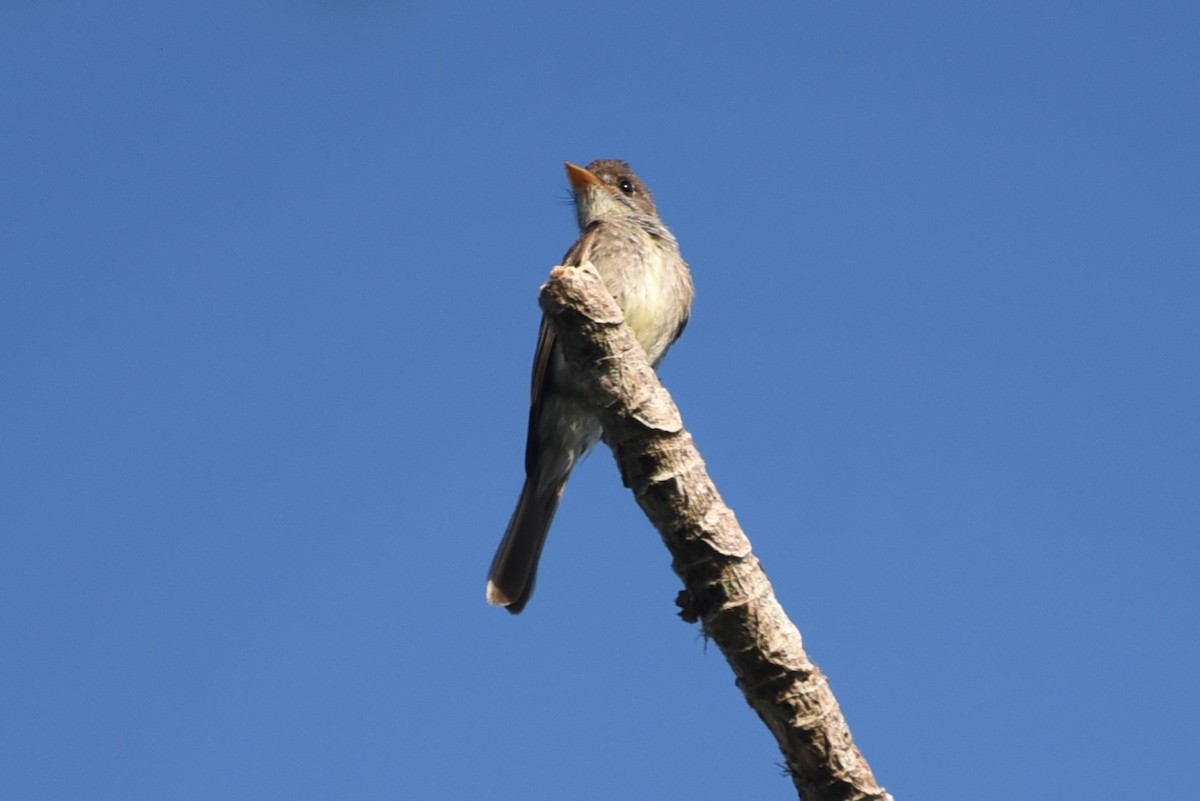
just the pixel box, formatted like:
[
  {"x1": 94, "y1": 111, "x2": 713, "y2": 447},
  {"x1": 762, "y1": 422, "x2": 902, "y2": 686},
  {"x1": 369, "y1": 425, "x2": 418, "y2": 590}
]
[{"x1": 487, "y1": 159, "x2": 694, "y2": 613}]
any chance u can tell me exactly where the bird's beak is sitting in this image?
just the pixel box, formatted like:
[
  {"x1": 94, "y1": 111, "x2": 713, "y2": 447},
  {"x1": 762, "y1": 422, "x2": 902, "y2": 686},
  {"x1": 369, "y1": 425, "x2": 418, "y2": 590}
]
[{"x1": 565, "y1": 162, "x2": 603, "y2": 191}]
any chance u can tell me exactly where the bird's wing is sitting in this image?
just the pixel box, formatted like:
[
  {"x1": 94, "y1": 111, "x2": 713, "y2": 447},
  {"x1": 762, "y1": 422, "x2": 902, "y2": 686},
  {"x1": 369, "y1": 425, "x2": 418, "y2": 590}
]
[{"x1": 524, "y1": 221, "x2": 603, "y2": 474}]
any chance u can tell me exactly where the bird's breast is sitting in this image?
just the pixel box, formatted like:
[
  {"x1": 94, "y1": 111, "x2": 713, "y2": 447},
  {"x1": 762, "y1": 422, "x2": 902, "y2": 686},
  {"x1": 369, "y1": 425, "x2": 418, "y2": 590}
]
[{"x1": 589, "y1": 223, "x2": 692, "y2": 366}]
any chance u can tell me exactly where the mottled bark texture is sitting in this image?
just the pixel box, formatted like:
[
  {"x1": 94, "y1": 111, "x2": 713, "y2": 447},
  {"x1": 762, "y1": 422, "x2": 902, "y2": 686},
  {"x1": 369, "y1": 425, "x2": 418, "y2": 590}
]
[{"x1": 539, "y1": 262, "x2": 894, "y2": 801}]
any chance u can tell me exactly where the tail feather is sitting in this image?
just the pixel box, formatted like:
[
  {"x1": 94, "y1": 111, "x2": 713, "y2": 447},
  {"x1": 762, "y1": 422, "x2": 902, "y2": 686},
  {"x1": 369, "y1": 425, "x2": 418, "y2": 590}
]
[{"x1": 487, "y1": 476, "x2": 566, "y2": 614}]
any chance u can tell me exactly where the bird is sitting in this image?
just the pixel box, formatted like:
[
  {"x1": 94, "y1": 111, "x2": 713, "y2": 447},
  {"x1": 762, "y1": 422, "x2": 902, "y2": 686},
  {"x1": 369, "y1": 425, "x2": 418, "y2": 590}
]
[{"x1": 486, "y1": 159, "x2": 694, "y2": 613}]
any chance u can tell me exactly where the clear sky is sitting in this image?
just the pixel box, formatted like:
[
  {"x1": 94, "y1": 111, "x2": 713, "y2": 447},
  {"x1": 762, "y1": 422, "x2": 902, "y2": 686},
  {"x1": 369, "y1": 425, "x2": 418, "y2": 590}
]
[{"x1": 2, "y1": 2, "x2": 1197, "y2": 799}]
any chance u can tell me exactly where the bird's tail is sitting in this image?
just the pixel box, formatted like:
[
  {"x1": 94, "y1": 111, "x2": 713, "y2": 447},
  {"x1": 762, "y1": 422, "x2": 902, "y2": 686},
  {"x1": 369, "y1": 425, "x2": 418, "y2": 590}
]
[{"x1": 486, "y1": 475, "x2": 567, "y2": 614}]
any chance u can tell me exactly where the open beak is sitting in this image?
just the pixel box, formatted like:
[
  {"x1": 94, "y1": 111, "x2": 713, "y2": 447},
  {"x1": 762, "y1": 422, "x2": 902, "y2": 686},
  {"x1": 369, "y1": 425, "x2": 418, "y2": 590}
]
[{"x1": 565, "y1": 162, "x2": 603, "y2": 191}]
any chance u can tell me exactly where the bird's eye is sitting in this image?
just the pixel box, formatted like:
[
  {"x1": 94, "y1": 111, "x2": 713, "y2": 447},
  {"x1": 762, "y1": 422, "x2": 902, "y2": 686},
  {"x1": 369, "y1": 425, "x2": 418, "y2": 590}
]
[{"x1": 618, "y1": 178, "x2": 635, "y2": 196}]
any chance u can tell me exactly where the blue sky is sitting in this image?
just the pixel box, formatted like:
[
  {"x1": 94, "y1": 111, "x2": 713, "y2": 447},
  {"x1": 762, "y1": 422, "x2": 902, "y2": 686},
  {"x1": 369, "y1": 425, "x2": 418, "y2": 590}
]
[{"x1": 2, "y1": 2, "x2": 1197, "y2": 799}]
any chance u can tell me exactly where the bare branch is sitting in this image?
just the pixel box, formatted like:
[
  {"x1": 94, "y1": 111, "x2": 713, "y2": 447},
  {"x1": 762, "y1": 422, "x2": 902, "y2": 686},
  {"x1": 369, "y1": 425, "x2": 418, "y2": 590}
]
[{"x1": 539, "y1": 262, "x2": 894, "y2": 801}]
